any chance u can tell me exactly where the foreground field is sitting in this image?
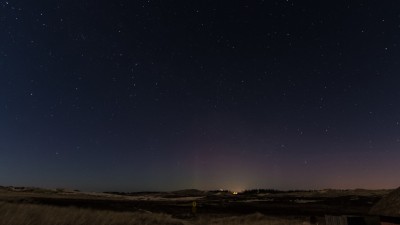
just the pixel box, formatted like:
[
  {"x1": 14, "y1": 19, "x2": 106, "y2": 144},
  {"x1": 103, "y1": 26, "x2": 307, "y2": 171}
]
[
  {"x1": 0, "y1": 186, "x2": 391, "y2": 224},
  {"x1": 0, "y1": 202, "x2": 308, "y2": 225}
]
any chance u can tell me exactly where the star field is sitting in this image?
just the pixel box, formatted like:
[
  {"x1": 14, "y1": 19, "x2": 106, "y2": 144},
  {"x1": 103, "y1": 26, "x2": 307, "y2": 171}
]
[{"x1": 1, "y1": 1, "x2": 400, "y2": 191}]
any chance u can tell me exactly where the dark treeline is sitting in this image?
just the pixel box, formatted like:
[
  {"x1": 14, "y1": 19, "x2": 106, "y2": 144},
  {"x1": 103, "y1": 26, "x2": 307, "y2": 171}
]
[
  {"x1": 242, "y1": 189, "x2": 316, "y2": 194},
  {"x1": 103, "y1": 191, "x2": 162, "y2": 196}
]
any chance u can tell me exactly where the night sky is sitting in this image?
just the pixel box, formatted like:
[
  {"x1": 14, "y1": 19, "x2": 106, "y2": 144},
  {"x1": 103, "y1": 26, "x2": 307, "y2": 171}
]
[{"x1": 1, "y1": 1, "x2": 400, "y2": 192}]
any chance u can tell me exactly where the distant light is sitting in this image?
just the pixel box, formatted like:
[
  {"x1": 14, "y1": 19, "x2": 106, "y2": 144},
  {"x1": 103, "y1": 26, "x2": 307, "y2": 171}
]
[{"x1": 232, "y1": 192, "x2": 238, "y2": 195}]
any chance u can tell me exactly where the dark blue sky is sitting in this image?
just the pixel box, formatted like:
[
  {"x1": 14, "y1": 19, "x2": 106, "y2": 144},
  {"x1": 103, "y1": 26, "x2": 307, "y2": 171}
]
[{"x1": 1, "y1": 0, "x2": 400, "y2": 191}]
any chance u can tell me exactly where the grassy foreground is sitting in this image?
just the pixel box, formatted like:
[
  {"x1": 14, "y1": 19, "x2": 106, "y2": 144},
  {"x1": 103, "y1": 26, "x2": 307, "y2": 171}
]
[{"x1": 0, "y1": 201, "x2": 308, "y2": 225}]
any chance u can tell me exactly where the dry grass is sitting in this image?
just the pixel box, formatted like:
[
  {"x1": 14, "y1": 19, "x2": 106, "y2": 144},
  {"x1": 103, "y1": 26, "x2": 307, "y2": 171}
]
[
  {"x1": 195, "y1": 213, "x2": 309, "y2": 225},
  {"x1": 0, "y1": 202, "x2": 184, "y2": 225},
  {"x1": 370, "y1": 187, "x2": 400, "y2": 217},
  {"x1": 0, "y1": 201, "x2": 309, "y2": 225}
]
